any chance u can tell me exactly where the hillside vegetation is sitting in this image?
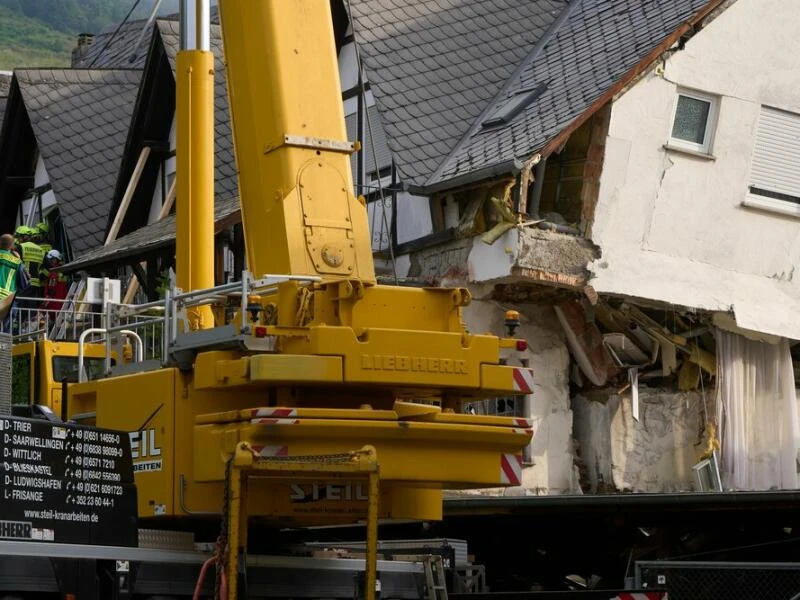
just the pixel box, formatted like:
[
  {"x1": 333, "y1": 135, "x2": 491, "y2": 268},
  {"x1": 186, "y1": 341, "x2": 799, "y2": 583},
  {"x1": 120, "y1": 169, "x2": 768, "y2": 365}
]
[{"x1": 0, "y1": 0, "x2": 180, "y2": 70}]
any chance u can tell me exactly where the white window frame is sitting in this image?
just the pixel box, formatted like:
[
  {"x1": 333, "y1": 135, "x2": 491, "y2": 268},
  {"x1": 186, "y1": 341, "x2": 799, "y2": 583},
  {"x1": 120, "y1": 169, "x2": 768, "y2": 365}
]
[
  {"x1": 742, "y1": 104, "x2": 800, "y2": 218},
  {"x1": 667, "y1": 88, "x2": 719, "y2": 155}
]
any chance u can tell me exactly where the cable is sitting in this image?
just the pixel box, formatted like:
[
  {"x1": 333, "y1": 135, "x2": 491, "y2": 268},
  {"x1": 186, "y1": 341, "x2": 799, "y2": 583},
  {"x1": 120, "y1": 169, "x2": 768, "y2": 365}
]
[
  {"x1": 86, "y1": 0, "x2": 144, "y2": 68},
  {"x1": 344, "y1": 0, "x2": 398, "y2": 284}
]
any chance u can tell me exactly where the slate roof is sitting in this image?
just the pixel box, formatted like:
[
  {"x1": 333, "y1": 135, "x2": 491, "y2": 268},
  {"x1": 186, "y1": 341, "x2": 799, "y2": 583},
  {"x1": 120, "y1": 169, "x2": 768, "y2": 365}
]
[
  {"x1": 15, "y1": 69, "x2": 142, "y2": 256},
  {"x1": 348, "y1": 0, "x2": 716, "y2": 191},
  {"x1": 74, "y1": 7, "x2": 221, "y2": 69},
  {"x1": 79, "y1": 17, "x2": 238, "y2": 206},
  {"x1": 75, "y1": 19, "x2": 154, "y2": 69},
  {"x1": 64, "y1": 195, "x2": 240, "y2": 272},
  {"x1": 347, "y1": 0, "x2": 568, "y2": 189},
  {"x1": 436, "y1": 0, "x2": 713, "y2": 185}
]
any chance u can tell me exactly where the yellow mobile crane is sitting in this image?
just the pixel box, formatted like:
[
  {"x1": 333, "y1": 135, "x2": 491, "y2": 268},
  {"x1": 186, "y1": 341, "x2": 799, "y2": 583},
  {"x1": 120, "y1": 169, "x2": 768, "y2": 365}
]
[{"x1": 54, "y1": 0, "x2": 534, "y2": 597}]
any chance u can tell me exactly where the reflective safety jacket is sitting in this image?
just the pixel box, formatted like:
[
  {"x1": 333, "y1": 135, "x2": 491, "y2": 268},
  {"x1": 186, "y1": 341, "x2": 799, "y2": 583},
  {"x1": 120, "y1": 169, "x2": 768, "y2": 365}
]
[
  {"x1": 0, "y1": 249, "x2": 22, "y2": 300},
  {"x1": 20, "y1": 241, "x2": 44, "y2": 288}
]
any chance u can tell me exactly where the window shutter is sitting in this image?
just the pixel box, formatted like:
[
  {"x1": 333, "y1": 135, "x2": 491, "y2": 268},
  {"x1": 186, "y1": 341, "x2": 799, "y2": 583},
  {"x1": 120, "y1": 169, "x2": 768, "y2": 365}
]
[{"x1": 750, "y1": 106, "x2": 800, "y2": 200}]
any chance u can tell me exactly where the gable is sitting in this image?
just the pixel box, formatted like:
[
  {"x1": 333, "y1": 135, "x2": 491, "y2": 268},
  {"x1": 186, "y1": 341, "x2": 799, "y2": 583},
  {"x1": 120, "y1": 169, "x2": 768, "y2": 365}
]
[
  {"x1": 350, "y1": 0, "x2": 722, "y2": 193},
  {"x1": 15, "y1": 69, "x2": 142, "y2": 257},
  {"x1": 434, "y1": 0, "x2": 715, "y2": 188}
]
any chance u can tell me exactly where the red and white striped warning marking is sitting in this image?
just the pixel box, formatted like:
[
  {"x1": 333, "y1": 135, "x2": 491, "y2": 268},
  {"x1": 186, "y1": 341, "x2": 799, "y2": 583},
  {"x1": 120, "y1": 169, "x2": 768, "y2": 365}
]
[
  {"x1": 251, "y1": 418, "x2": 300, "y2": 426},
  {"x1": 499, "y1": 453, "x2": 523, "y2": 485},
  {"x1": 513, "y1": 428, "x2": 534, "y2": 436},
  {"x1": 251, "y1": 408, "x2": 298, "y2": 418},
  {"x1": 512, "y1": 367, "x2": 534, "y2": 393},
  {"x1": 249, "y1": 445, "x2": 288, "y2": 457},
  {"x1": 514, "y1": 418, "x2": 533, "y2": 428},
  {"x1": 611, "y1": 593, "x2": 666, "y2": 600},
  {"x1": 250, "y1": 408, "x2": 299, "y2": 425}
]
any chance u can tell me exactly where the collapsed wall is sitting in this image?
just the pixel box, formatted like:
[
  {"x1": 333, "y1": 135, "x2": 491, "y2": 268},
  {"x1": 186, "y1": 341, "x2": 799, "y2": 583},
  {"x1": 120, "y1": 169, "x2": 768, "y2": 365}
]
[{"x1": 573, "y1": 389, "x2": 709, "y2": 493}]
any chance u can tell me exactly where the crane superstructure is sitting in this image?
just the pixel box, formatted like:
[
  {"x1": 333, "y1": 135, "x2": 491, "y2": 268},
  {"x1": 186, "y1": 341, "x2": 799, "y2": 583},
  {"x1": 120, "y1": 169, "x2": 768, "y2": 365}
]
[{"x1": 61, "y1": 1, "x2": 535, "y2": 596}]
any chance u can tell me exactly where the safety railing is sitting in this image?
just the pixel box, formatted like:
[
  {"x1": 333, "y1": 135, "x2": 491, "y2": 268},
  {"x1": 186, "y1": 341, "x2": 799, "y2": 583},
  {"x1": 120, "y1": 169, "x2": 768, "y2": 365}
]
[
  {"x1": 7, "y1": 272, "x2": 321, "y2": 379},
  {"x1": 114, "y1": 272, "x2": 320, "y2": 356},
  {"x1": 3, "y1": 296, "x2": 165, "y2": 362},
  {"x1": 77, "y1": 327, "x2": 143, "y2": 382}
]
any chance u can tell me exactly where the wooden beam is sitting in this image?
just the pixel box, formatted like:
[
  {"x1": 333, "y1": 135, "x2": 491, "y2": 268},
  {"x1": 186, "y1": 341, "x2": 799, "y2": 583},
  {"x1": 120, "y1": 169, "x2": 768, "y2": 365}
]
[
  {"x1": 121, "y1": 175, "x2": 176, "y2": 303},
  {"x1": 106, "y1": 146, "x2": 151, "y2": 245}
]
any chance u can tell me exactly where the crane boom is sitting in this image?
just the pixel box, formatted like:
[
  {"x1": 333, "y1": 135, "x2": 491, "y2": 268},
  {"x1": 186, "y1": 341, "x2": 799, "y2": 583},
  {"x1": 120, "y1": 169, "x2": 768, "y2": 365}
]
[{"x1": 218, "y1": 0, "x2": 376, "y2": 283}]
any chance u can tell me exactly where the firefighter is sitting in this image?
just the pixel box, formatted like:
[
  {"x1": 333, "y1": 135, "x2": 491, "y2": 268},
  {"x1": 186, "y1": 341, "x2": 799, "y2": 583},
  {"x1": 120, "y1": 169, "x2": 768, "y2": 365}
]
[
  {"x1": 44, "y1": 249, "x2": 68, "y2": 312},
  {"x1": 17, "y1": 225, "x2": 46, "y2": 310},
  {"x1": 0, "y1": 233, "x2": 29, "y2": 330},
  {"x1": 43, "y1": 249, "x2": 69, "y2": 329},
  {"x1": 36, "y1": 222, "x2": 52, "y2": 254},
  {"x1": 13, "y1": 225, "x2": 28, "y2": 258}
]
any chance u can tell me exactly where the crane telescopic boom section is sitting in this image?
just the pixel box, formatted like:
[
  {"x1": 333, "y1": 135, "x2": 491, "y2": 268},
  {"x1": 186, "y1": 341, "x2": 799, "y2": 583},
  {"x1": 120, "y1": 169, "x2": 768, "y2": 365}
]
[
  {"x1": 176, "y1": 0, "x2": 215, "y2": 329},
  {"x1": 217, "y1": 0, "x2": 376, "y2": 283}
]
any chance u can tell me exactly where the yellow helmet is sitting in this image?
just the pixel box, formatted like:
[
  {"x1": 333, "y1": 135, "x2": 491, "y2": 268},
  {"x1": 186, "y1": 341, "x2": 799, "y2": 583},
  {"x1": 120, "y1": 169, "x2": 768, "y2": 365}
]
[{"x1": 36, "y1": 222, "x2": 49, "y2": 234}]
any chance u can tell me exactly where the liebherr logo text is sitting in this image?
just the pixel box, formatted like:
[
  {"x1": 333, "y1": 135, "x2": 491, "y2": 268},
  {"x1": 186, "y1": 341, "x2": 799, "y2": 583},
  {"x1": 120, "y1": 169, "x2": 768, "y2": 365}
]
[
  {"x1": 0, "y1": 520, "x2": 31, "y2": 539},
  {"x1": 361, "y1": 354, "x2": 468, "y2": 374}
]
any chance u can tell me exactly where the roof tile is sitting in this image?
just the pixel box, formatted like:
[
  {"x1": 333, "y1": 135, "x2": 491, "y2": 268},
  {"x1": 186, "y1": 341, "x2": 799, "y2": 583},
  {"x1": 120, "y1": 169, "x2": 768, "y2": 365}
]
[
  {"x1": 432, "y1": 0, "x2": 713, "y2": 186},
  {"x1": 13, "y1": 69, "x2": 142, "y2": 256},
  {"x1": 349, "y1": 0, "x2": 568, "y2": 187}
]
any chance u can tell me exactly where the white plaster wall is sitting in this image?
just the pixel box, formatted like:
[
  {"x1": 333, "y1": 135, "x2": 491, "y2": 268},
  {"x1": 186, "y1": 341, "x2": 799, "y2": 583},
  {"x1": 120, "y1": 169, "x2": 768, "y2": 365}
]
[
  {"x1": 467, "y1": 229, "x2": 518, "y2": 283},
  {"x1": 589, "y1": 0, "x2": 800, "y2": 339},
  {"x1": 461, "y1": 301, "x2": 578, "y2": 495},
  {"x1": 573, "y1": 389, "x2": 706, "y2": 493}
]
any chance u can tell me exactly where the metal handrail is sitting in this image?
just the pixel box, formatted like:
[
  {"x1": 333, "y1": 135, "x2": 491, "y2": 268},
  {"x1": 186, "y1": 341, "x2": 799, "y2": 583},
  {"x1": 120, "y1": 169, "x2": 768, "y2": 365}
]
[
  {"x1": 77, "y1": 328, "x2": 106, "y2": 383},
  {"x1": 14, "y1": 271, "x2": 323, "y2": 371},
  {"x1": 78, "y1": 328, "x2": 144, "y2": 382}
]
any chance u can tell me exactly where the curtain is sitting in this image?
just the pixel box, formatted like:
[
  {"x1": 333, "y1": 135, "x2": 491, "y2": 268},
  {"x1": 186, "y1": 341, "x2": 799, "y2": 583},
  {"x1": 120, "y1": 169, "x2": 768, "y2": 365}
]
[{"x1": 716, "y1": 330, "x2": 799, "y2": 490}]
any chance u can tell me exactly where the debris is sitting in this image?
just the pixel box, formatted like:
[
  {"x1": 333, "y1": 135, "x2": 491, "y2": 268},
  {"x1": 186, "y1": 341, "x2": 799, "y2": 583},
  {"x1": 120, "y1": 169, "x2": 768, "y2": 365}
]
[
  {"x1": 603, "y1": 332, "x2": 653, "y2": 367},
  {"x1": 480, "y1": 180, "x2": 517, "y2": 244},
  {"x1": 554, "y1": 298, "x2": 617, "y2": 386},
  {"x1": 678, "y1": 360, "x2": 701, "y2": 391}
]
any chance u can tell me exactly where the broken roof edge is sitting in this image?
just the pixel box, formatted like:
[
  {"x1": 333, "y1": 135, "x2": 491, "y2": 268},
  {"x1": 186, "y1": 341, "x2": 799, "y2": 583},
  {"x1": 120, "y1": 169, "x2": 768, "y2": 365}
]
[
  {"x1": 421, "y1": 0, "x2": 582, "y2": 191},
  {"x1": 406, "y1": 157, "x2": 524, "y2": 196},
  {"x1": 538, "y1": 0, "x2": 731, "y2": 160},
  {"x1": 424, "y1": 0, "x2": 732, "y2": 196}
]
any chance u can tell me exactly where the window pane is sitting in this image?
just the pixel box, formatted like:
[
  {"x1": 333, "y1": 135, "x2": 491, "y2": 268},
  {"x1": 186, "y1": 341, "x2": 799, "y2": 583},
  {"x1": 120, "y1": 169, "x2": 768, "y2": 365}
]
[
  {"x1": 11, "y1": 354, "x2": 30, "y2": 405},
  {"x1": 671, "y1": 95, "x2": 710, "y2": 144},
  {"x1": 52, "y1": 356, "x2": 108, "y2": 383}
]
